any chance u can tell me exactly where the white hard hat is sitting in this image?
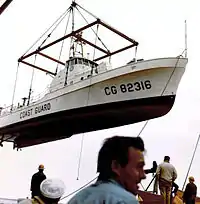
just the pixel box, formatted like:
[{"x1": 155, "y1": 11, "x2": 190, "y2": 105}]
[{"x1": 40, "y1": 178, "x2": 65, "y2": 199}]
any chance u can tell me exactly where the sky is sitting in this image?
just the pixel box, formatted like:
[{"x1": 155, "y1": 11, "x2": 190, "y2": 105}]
[{"x1": 1, "y1": 0, "x2": 200, "y2": 202}]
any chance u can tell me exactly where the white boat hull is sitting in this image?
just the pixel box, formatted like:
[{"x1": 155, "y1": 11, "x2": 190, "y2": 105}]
[{"x1": 0, "y1": 57, "x2": 188, "y2": 148}]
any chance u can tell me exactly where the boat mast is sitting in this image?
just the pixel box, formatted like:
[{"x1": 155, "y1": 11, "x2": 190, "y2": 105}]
[
  {"x1": 72, "y1": 1, "x2": 75, "y2": 57},
  {"x1": 185, "y1": 20, "x2": 187, "y2": 58},
  {"x1": 69, "y1": 1, "x2": 85, "y2": 58}
]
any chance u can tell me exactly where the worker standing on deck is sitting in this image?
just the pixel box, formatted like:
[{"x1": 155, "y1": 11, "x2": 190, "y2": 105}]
[
  {"x1": 30, "y1": 164, "x2": 46, "y2": 198},
  {"x1": 183, "y1": 176, "x2": 197, "y2": 204},
  {"x1": 67, "y1": 136, "x2": 146, "y2": 204},
  {"x1": 156, "y1": 156, "x2": 177, "y2": 204},
  {"x1": 19, "y1": 178, "x2": 65, "y2": 204}
]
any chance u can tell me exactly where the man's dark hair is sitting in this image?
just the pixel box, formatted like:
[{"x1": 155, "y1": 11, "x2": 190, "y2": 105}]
[
  {"x1": 97, "y1": 136, "x2": 145, "y2": 181},
  {"x1": 164, "y1": 156, "x2": 170, "y2": 161}
]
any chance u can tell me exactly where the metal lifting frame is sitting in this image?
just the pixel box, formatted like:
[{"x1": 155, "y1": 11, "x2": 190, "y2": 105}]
[{"x1": 18, "y1": 2, "x2": 138, "y2": 76}]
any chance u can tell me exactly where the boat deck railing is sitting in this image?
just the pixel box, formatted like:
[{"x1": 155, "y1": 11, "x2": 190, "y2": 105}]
[
  {"x1": 29, "y1": 85, "x2": 50, "y2": 104},
  {"x1": 0, "y1": 60, "x2": 128, "y2": 117},
  {"x1": 0, "y1": 63, "x2": 114, "y2": 117},
  {"x1": 0, "y1": 85, "x2": 51, "y2": 117}
]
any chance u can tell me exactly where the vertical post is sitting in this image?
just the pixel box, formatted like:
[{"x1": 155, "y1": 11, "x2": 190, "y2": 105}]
[
  {"x1": 135, "y1": 46, "x2": 138, "y2": 62},
  {"x1": 185, "y1": 20, "x2": 187, "y2": 58},
  {"x1": 64, "y1": 62, "x2": 69, "y2": 86}
]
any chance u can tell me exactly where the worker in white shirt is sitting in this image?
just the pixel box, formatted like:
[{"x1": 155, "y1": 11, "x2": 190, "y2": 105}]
[{"x1": 156, "y1": 156, "x2": 177, "y2": 204}]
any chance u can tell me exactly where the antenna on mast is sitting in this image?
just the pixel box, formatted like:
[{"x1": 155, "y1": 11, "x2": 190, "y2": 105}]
[{"x1": 185, "y1": 20, "x2": 187, "y2": 58}]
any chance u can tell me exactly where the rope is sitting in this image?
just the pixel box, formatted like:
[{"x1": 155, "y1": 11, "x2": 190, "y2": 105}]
[
  {"x1": 76, "y1": 133, "x2": 85, "y2": 180},
  {"x1": 76, "y1": 3, "x2": 100, "y2": 23},
  {"x1": 60, "y1": 54, "x2": 186, "y2": 200},
  {"x1": 161, "y1": 56, "x2": 181, "y2": 96},
  {"x1": 75, "y1": 6, "x2": 110, "y2": 53},
  {"x1": 75, "y1": 54, "x2": 185, "y2": 183},
  {"x1": 76, "y1": 69, "x2": 94, "y2": 180},
  {"x1": 27, "y1": 54, "x2": 37, "y2": 105},
  {"x1": 137, "y1": 121, "x2": 149, "y2": 137},
  {"x1": 140, "y1": 182, "x2": 145, "y2": 191},
  {"x1": 55, "y1": 8, "x2": 72, "y2": 74},
  {"x1": 22, "y1": 7, "x2": 71, "y2": 57},
  {"x1": 37, "y1": 8, "x2": 71, "y2": 50},
  {"x1": 30, "y1": 55, "x2": 37, "y2": 89},
  {"x1": 93, "y1": 24, "x2": 99, "y2": 60},
  {"x1": 60, "y1": 176, "x2": 98, "y2": 201},
  {"x1": 136, "y1": 54, "x2": 184, "y2": 137},
  {"x1": 182, "y1": 134, "x2": 200, "y2": 190},
  {"x1": 138, "y1": 53, "x2": 187, "y2": 193},
  {"x1": 10, "y1": 62, "x2": 20, "y2": 111}
]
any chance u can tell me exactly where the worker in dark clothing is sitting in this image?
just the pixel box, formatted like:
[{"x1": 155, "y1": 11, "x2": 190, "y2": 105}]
[
  {"x1": 171, "y1": 182, "x2": 179, "y2": 197},
  {"x1": 144, "y1": 161, "x2": 158, "y2": 194},
  {"x1": 30, "y1": 164, "x2": 46, "y2": 198},
  {"x1": 144, "y1": 161, "x2": 157, "y2": 174},
  {"x1": 183, "y1": 176, "x2": 197, "y2": 204}
]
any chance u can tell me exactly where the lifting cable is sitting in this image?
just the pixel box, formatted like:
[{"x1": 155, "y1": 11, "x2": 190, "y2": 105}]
[
  {"x1": 182, "y1": 133, "x2": 200, "y2": 190},
  {"x1": 27, "y1": 54, "x2": 37, "y2": 105},
  {"x1": 75, "y1": 53, "x2": 186, "y2": 184},
  {"x1": 11, "y1": 62, "x2": 20, "y2": 111},
  {"x1": 136, "y1": 52, "x2": 185, "y2": 138},
  {"x1": 75, "y1": 6, "x2": 110, "y2": 53},
  {"x1": 60, "y1": 176, "x2": 98, "y2": 201},
  {"x1": 93, "y1": 24, "x2": 99, "y2": 60},
  {"x1": 138, "y1": 52, "x2": 186, "y2": 191},
  {"x1": 37, "y1": 8, "x2": 71, "y2": 51},
  {"x1": 22, "y1": 7, "x2": 71, "y2": 57},
  {"x1": 76, "y1": 3, "x2": 99, "y2": 21},
  {"x1": 55, "y1": 7, "x2": 72, "y2": 74},
  {"x1": 76, "y1": 70, "x2": 94, "y2": 180},
  {"x1": 76, "y1": 133, "x2": 85, "y2": 180}
]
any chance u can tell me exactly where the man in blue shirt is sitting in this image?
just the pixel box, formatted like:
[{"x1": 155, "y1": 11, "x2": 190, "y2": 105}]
[{"x1": 67, "y1": 136, "x2": 146, "y2": 204}]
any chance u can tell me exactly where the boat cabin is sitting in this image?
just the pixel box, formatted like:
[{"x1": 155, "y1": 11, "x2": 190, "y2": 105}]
[
  {"x1": 66, "y1": 56, "x2": 99, "y2": 82},
  {"x1": 66, "y1": 57, "x2": 98, "y2": 70},
  {"x1": 49, "y1": 56, "x2": 111, "y2": 92}
]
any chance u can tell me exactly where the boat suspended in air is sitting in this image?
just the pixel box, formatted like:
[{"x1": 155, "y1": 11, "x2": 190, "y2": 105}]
[{"x1": 0, "y1": 1, "x2": 188, "y2": 149}]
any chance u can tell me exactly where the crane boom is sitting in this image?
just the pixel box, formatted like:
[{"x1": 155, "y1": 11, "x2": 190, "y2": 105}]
[{"x1": 0, "y1": 0, "x2": 13, "y2": 15}]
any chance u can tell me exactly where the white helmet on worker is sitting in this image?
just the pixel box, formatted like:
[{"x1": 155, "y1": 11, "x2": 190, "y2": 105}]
[{"x1": 40, "y1": 178, "x2": 66, "y2": 200}]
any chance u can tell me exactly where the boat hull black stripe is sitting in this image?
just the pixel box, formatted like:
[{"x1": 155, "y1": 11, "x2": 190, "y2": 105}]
[{"x1": 0, "y1": 95, "x2": 175, "y2": 148}]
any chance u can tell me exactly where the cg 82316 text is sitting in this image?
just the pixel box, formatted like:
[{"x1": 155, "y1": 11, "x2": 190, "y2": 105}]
[{"x1": 104, "y1": 80, "x2": 152, "y2": 95}]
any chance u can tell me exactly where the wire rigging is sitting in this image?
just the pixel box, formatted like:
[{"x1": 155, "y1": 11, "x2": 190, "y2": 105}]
[
  {"x1": 75, "y1": 6, "x2": 110, "y2": 53},
  {"x1": 27, "y1": 54, "x2": 37, "y2": 106},
  {"x1": 37, "y1": 8, "x2": 71, "y2": 51},
  {"x1": 76, "y1": 133, "x2": 85, "y2": 180},
  {"x1": 11, "y1": 63, "x2": 20, "y2": 111},
  {"x1": 55, "y1": 8, "x2": 72, "y2": 74},
  {"x1": 136, "y1": 54, "x2": 184, "y2": 138},
  {"x1": 182, "y1": 134, "x2": 200, "y2": 190},
  {"x1": 13, "y1": 3, "x2": 189, "y2": 196},
  {"x1": 22, "y1": 7, "x2": 71, "y2": 57},
  {"x1": 76, "y1": 71, "x2": 93, "y2": 180},
  {"x1": 60, "y1": 176, "x2": 98, "y2": 201}
]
